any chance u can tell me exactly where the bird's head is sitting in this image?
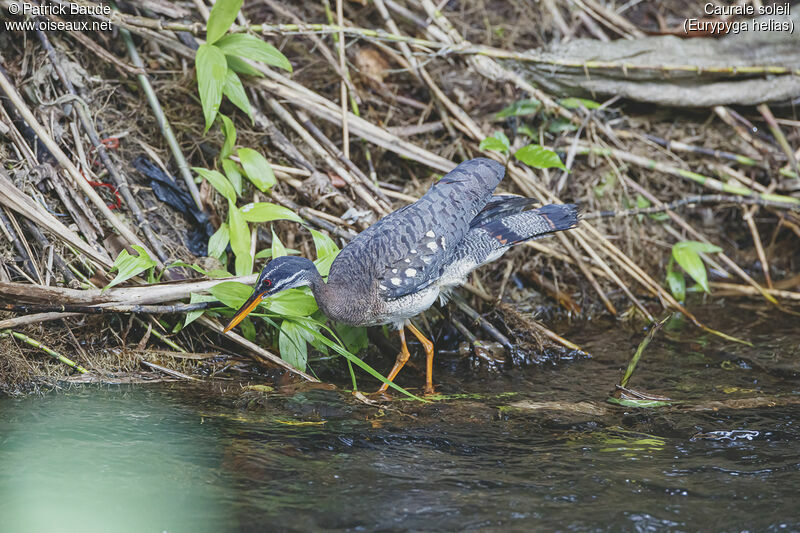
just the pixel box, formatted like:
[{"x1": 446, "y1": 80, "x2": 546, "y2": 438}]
[{"x1": 222, "y1": 255, "x2": 318, "y2": 333}]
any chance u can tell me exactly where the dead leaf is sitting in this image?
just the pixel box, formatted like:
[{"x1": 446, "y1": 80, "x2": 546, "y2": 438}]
[{"x1": 354, "y1": 47, "x2": 389, "y2": 86}]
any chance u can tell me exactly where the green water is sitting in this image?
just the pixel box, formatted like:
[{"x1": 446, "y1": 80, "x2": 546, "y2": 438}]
[{"x1": 0, "y1": 305, "x2": 798, "y2": 532}]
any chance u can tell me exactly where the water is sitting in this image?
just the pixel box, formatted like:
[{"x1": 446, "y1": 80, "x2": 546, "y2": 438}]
[{"x1": 0, "y1": 305, "x2": 798, "y2": 532}]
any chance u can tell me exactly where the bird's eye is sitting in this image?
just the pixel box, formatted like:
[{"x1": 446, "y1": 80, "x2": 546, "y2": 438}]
[{"x1": 264, "y1": 279, "x2": 272, "y2": 287}]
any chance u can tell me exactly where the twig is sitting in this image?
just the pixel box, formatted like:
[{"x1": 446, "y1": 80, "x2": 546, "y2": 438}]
[
  {"x1": 583, "y1": 194, "x2": 800, "y2": 219},
  {"x1": 758, "y1": 103, "x2": 799, "y2": 177},
  {"x1": 141, "y1": 359, "x2": 198, "y2": 381},
  {"x1": 575, "y1": 144, "x2": 800, "y2": 205},
  {"x1": 335, "y1": 0, "x2": 349, "y2": 158},
  {"x1": 451, "y1": 293, "x2": 513, "y2": 350},
  {"x1": 265, "y1": 98, "x2": 390, "y2": 215},
  {"x1": 198, "y1": 316, "x2": 318, "y2": 381},
  {"x1": 619, "y1": 313, "x2": 671, "y2": 388},
  {"x1": 0, "y1": 207, "x2": 39, "y2": 282},
  {"x1": 118, "y1": 25, "x2": 205, "y2": 214},
  {"x1": 51, "y1": 4, "x2": 800, "y2": 77},
  {"x1": 0, "y1": 329, "x2": 88, "y2": 373},
  {"x1": 0, "y1": 301, "x2": 217, "y2": 314},
  {"x1": 710, "y1": 282, "x2": 800, "y2": 301},
  {"x1": 36, "y1": 27, "x2": 170, "y2": 264},
  {"x1": 0, "y1": 169, "x2": 113, "y2": 269},
  {"x1": 619, "y1": 175, "x2": 779, "y2": 307},
  {"x1": 0, "y1": 69, "x2": 151, "y2": 260}
]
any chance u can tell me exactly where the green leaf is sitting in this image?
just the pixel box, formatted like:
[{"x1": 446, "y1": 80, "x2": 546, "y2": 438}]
[
  {"x1": 547, "y1": 119, "x2": 579, "y2": 134},
  {"x1": 234, "y1": 254, "x2": 252, "y2": 278},
  {"x1": 495, "y1": 98, "x2": 540, "y2": 119},
  {"x1": 240, "y1": 202, "x2": 303, "y2": 223},
  {"x1": 208, "y1": 222, "x2": 230, "y2": 259},
  {"x1": 219, "y1": 114, "x2": 236, "y2": 159},
  {"x1": 310, "y1": 229, "x2": 340, "y2": 277},
  {"x1": 334, "y1": 322, "x2": 369, "y2": 354},
  {"x1": 225, "y1": 55, "x2": 263, "y2": 77},
  {"x1": 255, "y1": 247, "x2": 300, "y2": 259},
  {"x1": 193, "y1": 166, "x2": 236, "y2": 202},
  {"x1": 221, "y1": 158, "x2": 243, "y2": 197},
  {"x1": 237, "y1": 147, "x2": 276, "y2": 192},
  {"x1": 666, "y1": 260, "x2": 686, "y2": 302},
  {"x1": 310, "y1": 229, "x2": 339, "y2": 258},
  {"x1": 185, "y1": 293, "x2": 217, "y2": 326},
  {"x1": 104, "y1": 245, "x2": 157, "y2": 291},
  {"x1": 673, "y1": 241, "x2": 723, "y2": 255},
  {"x1": 517, "y1": 124, "x2": 537, "y2": 138},
  {"x1": 593, "y1": 172, "x2": 616, "y2": 198},
  {"x1": 294, "y1": 321, "x2": 423, "y2": 400},
  {"x1": 216, "y1": 33, "x2": 292, "y2": 72},
  {"x1": 222, "y1": 69, "x2": 253, "y2": 122},
  {"x1": 195, "y1": 44, "x2": 228, "y2": 132},
  {"x1": 271, "y1": 228, "x2": 286, "y2": 258},
  {"x1": 607, "y1": 397, "x2": 672, "y2": 408},
  {"x1": 228, "y1": 201, "x2": 252, "y2": 276},
  {"x1": 267, "y1": 289, "x2": 318, "y2": 316},
  {"x1": 672, "y1": 241, "x2": 721, "y2": 293},
  {"x1": 514, "y1": 144, "x2": 567, "y2": 170},
  {"x1": 239, "y1": 317, "x2": 256, "y2": 342},
  {"x1": 649, "y1": 212, "x2": 670, "y2": 222},
  {"x1": 279, "y1": 320, "x2": 308, "y2": 370},
  {"x1": 206, "y1": 0, "x2": 242, "y2": 44},
  {"x1": 479, "y1": 131, "x2": 510, "y2": 154},
  {"x1": 559, "y1": 97, "x2": 601, "y2": 110},
  {"x1": 209, "y1": 281, "x2": 253, "y2": 309}
]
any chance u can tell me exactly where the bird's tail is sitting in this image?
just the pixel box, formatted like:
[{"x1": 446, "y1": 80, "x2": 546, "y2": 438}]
[{"x1": 480, "y1": 203, "x2": 579, "y2": 247}]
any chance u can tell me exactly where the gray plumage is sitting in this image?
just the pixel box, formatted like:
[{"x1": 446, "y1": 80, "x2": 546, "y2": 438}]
[
  {"x1": 226, "y1": 158, "x2": 578, "y2": 393},
  {"x1": 315, "y1": 158, "x2": 578, "y2": 327},
  {"x1": 232, "y1": 158, "x2": 578, "y2": 329}
]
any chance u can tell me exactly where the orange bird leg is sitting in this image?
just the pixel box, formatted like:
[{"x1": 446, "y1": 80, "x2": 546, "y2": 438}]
[
  {"x1": 406, "y1": 323, "x2": 435, "y2": 395},
  {"x1": 377, "y1": 327, "x2": 411, "y2": 394}
]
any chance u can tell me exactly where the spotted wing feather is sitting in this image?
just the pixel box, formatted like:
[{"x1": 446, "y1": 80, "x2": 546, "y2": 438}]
[
  {"x1": 469, "y1": 195, "x2": 538, "y2": 228},
  {"x1": 479, "y1": 204, "x2": 579, "y2": 247},
  {"x1": 327, "y1": 158, "x2": 506, "y2": 299}
]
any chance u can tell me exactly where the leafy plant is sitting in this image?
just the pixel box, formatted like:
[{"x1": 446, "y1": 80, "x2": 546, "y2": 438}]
[
  {"x1": 666, "y1": 240, "x2": 722, "y2": 302},
  {"x1": 201, "y1": 233, "x2": 369, "y2": 374},
  {"x1": 495, "y1": 98, "x2": 540, "y2": 119},
  {"x1": 104, "y1": 245, "x2": 157, "y2": 291},
  {"x1": 514, "y1": 144, "x2": 567, "y2": 171},
  {"x1": 479, "y1": 131, "x2": 510, "y2": 153},
  {"x1": 195, "y1": 0, "x2": 291, "y2": 131},
  {"x1": 479, "y1": 132, "x2": 567, "y2": 171},
  {"x1": 559, "y1": 97, "x2": 601, "y2": 110},
  {"x1": 182, "y1": 0, "x2": 403, "y2": 384}
]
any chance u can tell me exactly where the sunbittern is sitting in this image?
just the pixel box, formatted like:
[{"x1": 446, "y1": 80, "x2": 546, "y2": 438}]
[{"x1": 223, "y1": 158, "x2": 578, "y2": 394}]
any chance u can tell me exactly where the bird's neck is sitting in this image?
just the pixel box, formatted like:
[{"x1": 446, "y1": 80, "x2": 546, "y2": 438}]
[
  {"x1": 305, "y1": 267, "x2": 330, "y2": 306},
  {"x1": 306, "y1": 269, "x2": 356, "y2": 324}
]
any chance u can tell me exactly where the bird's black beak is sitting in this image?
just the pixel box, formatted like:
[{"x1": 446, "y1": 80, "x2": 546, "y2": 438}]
[{"x1": 222, "y1": 289, "x2": 265, "y2": 333}]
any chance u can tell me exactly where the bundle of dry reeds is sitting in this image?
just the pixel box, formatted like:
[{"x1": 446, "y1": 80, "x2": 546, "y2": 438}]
[{"x1": 0, "y1": 0, "x2": 797, "y2": 393}]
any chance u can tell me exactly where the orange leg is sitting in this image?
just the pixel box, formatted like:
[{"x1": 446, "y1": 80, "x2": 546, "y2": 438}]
[
  {"x1": 377, "y1": 327, "x2": 411, "y2": 394},
  {"x1": 406, "y1": 323, "x2": 435, "y2": 395}
]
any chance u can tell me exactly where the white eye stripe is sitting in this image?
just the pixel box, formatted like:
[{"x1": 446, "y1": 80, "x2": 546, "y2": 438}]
[{"x1": 273, "y1": 270, "x2": 304, "y2": 290}]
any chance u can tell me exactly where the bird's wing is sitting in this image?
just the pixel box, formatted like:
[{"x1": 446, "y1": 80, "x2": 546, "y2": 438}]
[
  {"x1": 469, "y1": 194, "x2": 538, "y2": 228},
  {"x1": 478, "y1": 204, "x2": 580, "y2": 247},
  {"x1": 328, "y1": 158, "x2": 505, "y2": 298}
]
